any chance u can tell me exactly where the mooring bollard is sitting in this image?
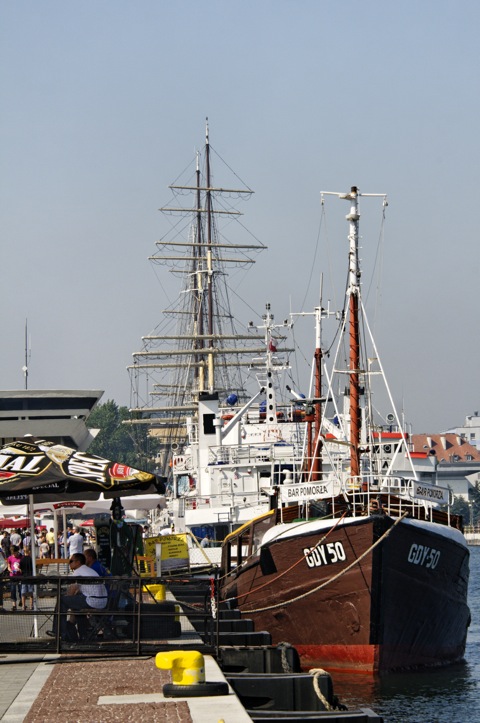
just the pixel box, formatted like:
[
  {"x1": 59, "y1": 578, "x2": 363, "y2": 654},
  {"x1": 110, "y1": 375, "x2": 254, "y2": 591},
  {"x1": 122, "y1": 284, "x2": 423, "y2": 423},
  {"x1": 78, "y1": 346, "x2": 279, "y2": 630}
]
[
  {"x1": 156, "y1": 650, "x2": 206, "y2": 685},
  {"x1": 156, "y1": 650, "x2": 229, "y2": 697}
]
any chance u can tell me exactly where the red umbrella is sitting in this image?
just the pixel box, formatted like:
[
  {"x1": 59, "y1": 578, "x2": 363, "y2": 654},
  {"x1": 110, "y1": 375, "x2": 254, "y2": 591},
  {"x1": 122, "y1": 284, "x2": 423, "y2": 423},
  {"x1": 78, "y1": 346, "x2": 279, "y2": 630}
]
[{"x1": 79, "y1": 519, "x2": 94, "y2": 527}]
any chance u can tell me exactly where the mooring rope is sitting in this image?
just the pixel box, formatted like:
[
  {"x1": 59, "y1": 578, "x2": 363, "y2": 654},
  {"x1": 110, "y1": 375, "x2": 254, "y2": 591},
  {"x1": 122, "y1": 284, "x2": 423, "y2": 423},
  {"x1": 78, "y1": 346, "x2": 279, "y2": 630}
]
[
  {"x1": 310, "y1": 668, "x2": 333, "y2": 711},
  {"x1": 241, "y1": 512, "x2": 408, "y2": 614},
  {"x1": 278, "y1": 641, "x2": 295, "y2": 673},
  {"x1": 220, "y1": 511, "x2": 348, "y2": 604}
]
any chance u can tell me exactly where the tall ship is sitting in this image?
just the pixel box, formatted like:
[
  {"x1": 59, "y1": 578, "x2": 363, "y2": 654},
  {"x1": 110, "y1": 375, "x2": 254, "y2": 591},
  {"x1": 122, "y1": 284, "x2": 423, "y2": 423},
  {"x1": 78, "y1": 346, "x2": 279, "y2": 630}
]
[
  {"x1": 217, "y1": 187, "x2": 470, "y2": 674},
  {"x1": 128, "y1": 123, "x2": 303, "y2": 538}
]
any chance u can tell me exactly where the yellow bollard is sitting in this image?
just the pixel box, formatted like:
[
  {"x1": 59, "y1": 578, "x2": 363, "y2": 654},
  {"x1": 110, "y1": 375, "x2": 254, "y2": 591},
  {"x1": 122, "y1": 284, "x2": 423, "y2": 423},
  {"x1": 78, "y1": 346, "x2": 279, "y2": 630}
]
[
  {"x1": 154, "y1": 586, "x2": 166, "y2": 601},
  {"x1": 156, "y1": 650, "x2": 205, "y2": 685},
  {"x1": 143, "y1": 583, "x2": 166, "y2": 599}
]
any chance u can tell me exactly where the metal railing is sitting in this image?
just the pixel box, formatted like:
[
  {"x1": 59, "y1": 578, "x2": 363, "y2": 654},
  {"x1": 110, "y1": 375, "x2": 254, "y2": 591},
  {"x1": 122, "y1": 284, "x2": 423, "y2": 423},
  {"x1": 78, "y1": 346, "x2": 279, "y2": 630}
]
[{"x1": 0, "y1": 574, "x2": 217, "y2": 657}]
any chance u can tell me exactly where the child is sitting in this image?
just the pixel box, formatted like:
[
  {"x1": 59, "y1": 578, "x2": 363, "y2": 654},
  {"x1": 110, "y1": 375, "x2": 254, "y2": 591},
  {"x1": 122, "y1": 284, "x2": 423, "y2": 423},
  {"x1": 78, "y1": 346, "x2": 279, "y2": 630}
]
[
  {"x1": 20, "y1": 546, "x2": 34, "y2": 610},
  {"x1": 39, "y1": 535, "x2": 50, "y2": 559},
  {"x1": 7, "y1": 546, "x2": 22, "y2": 610}
]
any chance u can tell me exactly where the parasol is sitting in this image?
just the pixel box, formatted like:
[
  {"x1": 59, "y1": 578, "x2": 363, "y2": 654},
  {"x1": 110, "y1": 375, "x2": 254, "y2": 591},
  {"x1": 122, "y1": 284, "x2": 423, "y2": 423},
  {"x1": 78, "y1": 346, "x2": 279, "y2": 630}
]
[
  {"x1": 0, "y1": 437, "x2": 165, "y2": 633},
  {"x1": 0, "y1": 438, "x2": 165, "y2": 502},
  {"x1": 0, "y1": 517, "x2": 34, "y2": 529}
]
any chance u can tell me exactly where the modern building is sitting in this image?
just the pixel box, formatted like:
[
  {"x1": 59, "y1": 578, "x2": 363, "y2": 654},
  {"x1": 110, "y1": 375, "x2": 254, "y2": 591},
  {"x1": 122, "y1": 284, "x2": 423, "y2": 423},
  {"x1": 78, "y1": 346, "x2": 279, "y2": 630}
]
[
  {"x1": 447, "y1": 412, "x2": 480, "y2": 451},
  {"x1": 0, "y1": 389, "x2": 103, "y2": 452}
]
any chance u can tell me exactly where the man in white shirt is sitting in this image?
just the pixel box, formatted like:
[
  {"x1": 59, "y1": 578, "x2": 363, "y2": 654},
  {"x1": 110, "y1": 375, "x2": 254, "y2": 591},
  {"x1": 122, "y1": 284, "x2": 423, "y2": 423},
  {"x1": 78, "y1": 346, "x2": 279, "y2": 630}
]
[
  {"x1": 48, "y1": 552, "x2": 108, "y2": 641},
  {"x1": 67, "y1": 527, "x2": 84, "y2": 555}
]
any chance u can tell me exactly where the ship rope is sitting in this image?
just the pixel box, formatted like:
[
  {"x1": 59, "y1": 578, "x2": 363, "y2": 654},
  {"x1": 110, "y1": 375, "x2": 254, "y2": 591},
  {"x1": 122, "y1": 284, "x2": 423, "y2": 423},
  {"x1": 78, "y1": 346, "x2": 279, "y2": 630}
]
[
  {"x1": 310, "y1": 669, "x2": 333, "y2": 711},
  {"x1": 218, "y1": 511, "x2": 348, "y2": 603},
  {"x1": 238, "y1": 512, "x2": 408, "y2": 614}
]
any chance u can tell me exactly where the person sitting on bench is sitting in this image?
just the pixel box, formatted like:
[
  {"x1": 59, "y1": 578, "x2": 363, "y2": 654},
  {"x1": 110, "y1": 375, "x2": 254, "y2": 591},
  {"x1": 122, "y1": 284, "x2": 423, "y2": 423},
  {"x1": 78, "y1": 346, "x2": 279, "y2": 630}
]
[
  {"x1": 49, "y1": 552, "x2": 108, "y2": 641},
  {"x1": 84, "y1": 547, "x2": 110, "y2": 577}
]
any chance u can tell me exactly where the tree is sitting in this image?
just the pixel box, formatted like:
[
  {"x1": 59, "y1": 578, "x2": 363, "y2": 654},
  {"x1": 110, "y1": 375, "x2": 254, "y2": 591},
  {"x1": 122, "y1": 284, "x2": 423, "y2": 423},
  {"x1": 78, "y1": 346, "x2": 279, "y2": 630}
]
[
  {"x1": 450, "y1": 483, "x2": 480, "y2": 527},
  {"x1": 86, "y1": 400, "x2": 159, "y2": 472},
  {"x1": 471, "y1": 482, "x2": 480, "y2": 526},
  {"x1": 450, "y1": 495, "x2": 470, "y2": 523}
]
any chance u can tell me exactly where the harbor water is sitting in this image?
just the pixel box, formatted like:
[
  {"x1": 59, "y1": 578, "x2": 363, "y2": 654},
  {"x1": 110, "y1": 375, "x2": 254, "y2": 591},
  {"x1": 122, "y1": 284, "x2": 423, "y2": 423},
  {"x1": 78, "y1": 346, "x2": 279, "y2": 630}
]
[{"x1": 333, "y1": 545, "x2": 480, "y2": 723}]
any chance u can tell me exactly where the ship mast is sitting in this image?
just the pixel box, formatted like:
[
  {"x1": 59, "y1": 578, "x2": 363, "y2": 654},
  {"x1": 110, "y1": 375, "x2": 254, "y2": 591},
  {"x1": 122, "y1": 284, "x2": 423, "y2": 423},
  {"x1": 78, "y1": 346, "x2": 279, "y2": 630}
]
[
  {"x1": 205, "y1": 119, "x2": 215, "y2": 392},
  {"x1": 313, "y1": 304, "x2": 323, "y2": 480},
  {"x1": 127, "y1": 126, "x2": 267, "y2": 473},
  {"x1": 321, "y1": 186, "x2": 387, "y2": 485},
  {"x1": 195, "y1": 150, "x2": 204, "y2": 392},
  {"x1": 343, "y1": 186, "x2": 361, "y2": 479}
]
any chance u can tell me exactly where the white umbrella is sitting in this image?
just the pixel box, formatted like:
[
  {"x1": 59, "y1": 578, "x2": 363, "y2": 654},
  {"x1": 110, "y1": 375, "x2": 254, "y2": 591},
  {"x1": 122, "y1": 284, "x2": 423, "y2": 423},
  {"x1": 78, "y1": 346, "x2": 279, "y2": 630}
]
[{"x1": 0, "y1": 494, "x2": 165, "y2": 517}]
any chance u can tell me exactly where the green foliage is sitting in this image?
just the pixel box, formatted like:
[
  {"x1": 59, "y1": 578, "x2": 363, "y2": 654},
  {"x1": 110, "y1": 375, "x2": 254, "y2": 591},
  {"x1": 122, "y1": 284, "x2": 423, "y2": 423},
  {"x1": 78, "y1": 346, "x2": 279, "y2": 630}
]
[
  {"x1": 451, "y1": 483, "x2": 480, "y2": 526},
  {"x1": 86, "y1": 400, "x2": 159, "y2": 472},
  {"x1": 451, "y1": 495, "x2": 470, "y2": 523},
  {"x1": 471, "y1": 482, "x2": 480, "y2": 526}
]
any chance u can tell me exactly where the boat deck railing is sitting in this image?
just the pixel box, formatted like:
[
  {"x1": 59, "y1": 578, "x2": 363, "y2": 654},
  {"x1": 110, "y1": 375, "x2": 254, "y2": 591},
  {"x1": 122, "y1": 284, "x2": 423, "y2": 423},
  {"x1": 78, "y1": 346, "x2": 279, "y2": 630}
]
[
  {"x1": 336, "y1": 475, "x2": 459, "y2": 527},
  {"x1": 208, "y1": 442, "x2": 303, "y2": 467}
]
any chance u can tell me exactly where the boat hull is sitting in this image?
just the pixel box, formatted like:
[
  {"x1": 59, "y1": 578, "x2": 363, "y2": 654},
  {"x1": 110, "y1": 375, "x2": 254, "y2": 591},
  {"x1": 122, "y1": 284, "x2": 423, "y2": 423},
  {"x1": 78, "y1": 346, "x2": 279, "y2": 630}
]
[{"x1": 220, "y1": 515, "x2": 470, "y2": 674}]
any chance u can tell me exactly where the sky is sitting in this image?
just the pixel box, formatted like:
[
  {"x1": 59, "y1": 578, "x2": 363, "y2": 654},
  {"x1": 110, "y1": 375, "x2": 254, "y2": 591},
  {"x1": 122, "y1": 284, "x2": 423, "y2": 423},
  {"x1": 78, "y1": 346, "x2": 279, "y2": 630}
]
[{"x1": 1, "y1": 0, "x2": 479, "y2": 434}]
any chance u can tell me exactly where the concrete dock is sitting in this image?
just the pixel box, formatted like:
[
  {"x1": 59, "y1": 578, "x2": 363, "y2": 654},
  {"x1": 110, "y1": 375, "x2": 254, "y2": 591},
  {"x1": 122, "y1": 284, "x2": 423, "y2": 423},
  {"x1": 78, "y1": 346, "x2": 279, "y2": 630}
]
[{"x1": 0, "y1": 653, "x2": 253, "y2": 722}]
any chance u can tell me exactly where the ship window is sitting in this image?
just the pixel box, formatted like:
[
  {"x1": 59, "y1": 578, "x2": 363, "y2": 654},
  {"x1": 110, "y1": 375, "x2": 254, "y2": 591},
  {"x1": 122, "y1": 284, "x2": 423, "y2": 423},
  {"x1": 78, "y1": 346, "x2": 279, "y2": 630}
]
[
  {"x1": 203, "y1": 413, "x2": 215, "y2": 435},
  {"x1": 235, "y1": 531, "x2": 251, "y2": 564},
  {"x1": 251, "y1": 515, "x2": 276, "y2": 554}
]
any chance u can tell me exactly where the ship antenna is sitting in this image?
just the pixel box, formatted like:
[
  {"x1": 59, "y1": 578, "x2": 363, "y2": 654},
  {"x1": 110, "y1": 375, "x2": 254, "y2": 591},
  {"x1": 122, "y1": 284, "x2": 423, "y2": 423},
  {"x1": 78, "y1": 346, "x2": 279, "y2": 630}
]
[{"x1": 22, "y1": 318, "x2": 30, "y2": 390}]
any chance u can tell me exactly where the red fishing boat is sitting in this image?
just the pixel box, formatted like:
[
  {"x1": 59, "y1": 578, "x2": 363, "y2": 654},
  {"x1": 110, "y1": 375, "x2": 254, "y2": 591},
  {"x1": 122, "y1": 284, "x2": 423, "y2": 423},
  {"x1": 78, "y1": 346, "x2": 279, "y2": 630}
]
[{"x1": 219, "y1": 187, "x2": 470, "y2": 674}]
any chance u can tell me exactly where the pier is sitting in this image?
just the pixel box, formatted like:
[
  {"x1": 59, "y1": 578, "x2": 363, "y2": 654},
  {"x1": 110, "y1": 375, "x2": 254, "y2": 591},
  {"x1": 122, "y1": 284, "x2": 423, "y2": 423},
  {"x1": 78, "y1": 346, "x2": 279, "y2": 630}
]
[{"x1": 0, "y1": 572, "x2": 383, "y2": 721}]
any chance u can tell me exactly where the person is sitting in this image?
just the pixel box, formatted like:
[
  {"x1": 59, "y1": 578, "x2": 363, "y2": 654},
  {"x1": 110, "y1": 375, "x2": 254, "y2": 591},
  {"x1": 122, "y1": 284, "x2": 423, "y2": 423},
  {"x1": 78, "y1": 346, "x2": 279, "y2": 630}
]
[
  {"x1": 67, "y1": 527, "x2": 84, "y2": 555},
  {"x1": 84, "y1": 548, "x2": 110, "y2": 578},
  {"x1": 84, "y1": 547, "x2": 112, "y2": 603},
  {"x1": 10, "y1": 529, "x2": 22, "y2": 548},
  {"x1": 0, "y1": 548, "x2": 7, "y2": 611},
  {"x1": 19, "y1": 546, "x2": 34, "y2": 610},
  {"x1": 109, "y1": 500, "x2": 134, "y2": 576},
  {"x1": 7, "y1": 546, "x2": 22, "y2": 610},
  {"x1": 46, "y1": 528, "x2": 56, "y2": 558},
  {"x1": 48, "y1": 552, "x2": 108, "y2": 641},
  {"x1": 22, "y1": 530, "x2": 32, "y2": 552},
  {"x1": 201, "y1": 534, "x2": 211, "y2": 548},
  {"x1": 58, "y1": 530, "x2": 66, "y2": 558},
  {"x1": 39, "y1": 534, "x2": 50, "y2": 559},
  {"x1": 1, "y1": 532, "x2": 11, "y2": 558}
]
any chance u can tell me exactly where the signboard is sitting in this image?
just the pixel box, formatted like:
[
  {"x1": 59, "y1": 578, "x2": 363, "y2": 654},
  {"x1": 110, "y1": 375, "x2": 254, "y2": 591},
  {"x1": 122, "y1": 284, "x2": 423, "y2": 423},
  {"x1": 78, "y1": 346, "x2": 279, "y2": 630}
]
[
  {"x1": 411, "y1": 482, "x2": 450, "y2": 505},
  {"x1": 95, "y1": 521, "x2": 112, "y2": 570},
  {"x1": 279, "y1": 479, "x2": 339, "y2": 503},
  {"x1": 144, "y1": 533, "x2": 189, "y2": 572}
]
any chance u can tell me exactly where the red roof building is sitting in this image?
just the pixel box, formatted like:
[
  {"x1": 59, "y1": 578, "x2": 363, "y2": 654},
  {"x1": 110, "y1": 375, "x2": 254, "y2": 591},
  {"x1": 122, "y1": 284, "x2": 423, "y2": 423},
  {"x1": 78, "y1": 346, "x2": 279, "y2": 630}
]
[{"x1": 411, "y1": 433, "x2": 480, "y2": 464}]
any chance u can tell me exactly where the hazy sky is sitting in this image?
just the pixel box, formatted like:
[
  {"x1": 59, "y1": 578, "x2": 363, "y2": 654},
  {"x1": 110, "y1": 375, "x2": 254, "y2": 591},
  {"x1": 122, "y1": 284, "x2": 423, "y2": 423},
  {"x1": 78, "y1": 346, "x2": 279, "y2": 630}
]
[{"x1": 1, "y1": 1, "x2": 479, "y2": 433}]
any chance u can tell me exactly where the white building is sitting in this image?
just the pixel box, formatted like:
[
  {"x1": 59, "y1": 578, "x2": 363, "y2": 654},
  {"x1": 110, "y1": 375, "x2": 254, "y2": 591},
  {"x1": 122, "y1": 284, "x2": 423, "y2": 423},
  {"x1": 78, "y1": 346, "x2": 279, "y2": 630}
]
[{"x1": 448, "y1": 412, "x2": 480, "y2": 451}]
